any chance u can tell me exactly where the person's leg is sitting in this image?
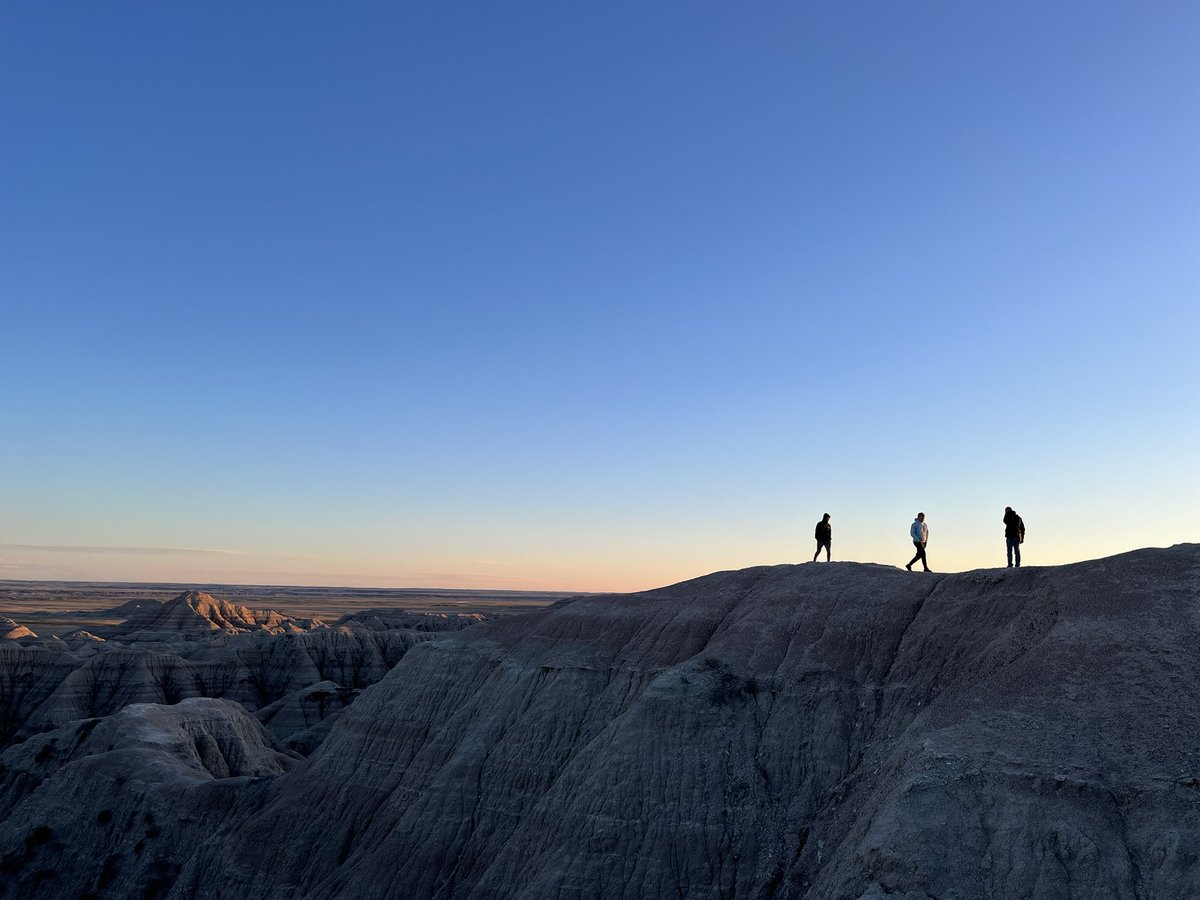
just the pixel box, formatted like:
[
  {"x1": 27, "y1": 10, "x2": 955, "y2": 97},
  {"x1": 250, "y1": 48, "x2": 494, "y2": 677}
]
[
  {"x1": 908, "y1": 541, "x2": 922, "y2": 569},
  {"x1": 813, "y1": 542, "x2": 821, "y2": 563},
  {"x1": 824, "y1": 541, "x2": 831, "y2": 562},
  {"x1": 919, "y1": 544, "x2": 929, "y2": 571},
  {"x1": 1014, "y1": 540, "x2": 1021, "y2": 567},
  {"x1": 1006, "y1": 538, "x2": 1014, "y2": 567}
]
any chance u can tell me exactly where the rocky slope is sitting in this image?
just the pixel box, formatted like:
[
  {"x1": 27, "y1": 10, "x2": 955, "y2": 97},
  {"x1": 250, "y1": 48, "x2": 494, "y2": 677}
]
[
  {"x1": 0, "y1": 699, "x2": 297, "y2": 897},
  {"x1": 98, "y1": 598, "x2": 165, "y2": 618},
  {"x1": 0, "y1": 618, "x2": 36, "y2": 641},
  {"x1": 332, "y1": 609, "x2": 487, "y2": 631},
  {"x1": 0, "y1": 596, "x2": 478, "y2": 749},
  {"x1": 254, "y1": 680, "x2": 360, "y2": 754},
  {"x1": 0, "y1": 545, "x2": 1197, "y2": 899},
  {"x1": 106, "y1": 590, "x2": 317, "y2": 637}
]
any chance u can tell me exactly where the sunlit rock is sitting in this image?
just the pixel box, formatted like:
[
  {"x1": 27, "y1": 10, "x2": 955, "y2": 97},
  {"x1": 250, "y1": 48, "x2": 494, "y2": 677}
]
[{"x1": 0, "y1": 618, "x2": 36, "y2": 641}]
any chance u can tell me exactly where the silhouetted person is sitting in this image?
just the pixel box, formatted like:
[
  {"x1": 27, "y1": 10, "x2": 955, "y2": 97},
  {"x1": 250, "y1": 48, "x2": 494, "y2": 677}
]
[
  {"x1": 1004, "y1": 506, "x2": 1025, "y2": 567},
  {"x1": 906, "y1": 512, "x2": 930, "y2": 572},
  {"x1": 813, "y1": 513, "x2": 832, "y2": 562}
]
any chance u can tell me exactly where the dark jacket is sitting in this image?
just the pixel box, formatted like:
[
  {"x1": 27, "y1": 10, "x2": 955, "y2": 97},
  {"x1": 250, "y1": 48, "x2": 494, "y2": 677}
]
[
  {"x1": 815, "y1": 521, "x2": 832, "y2": 542},
  {"x1": 1004, "y1": 509, "x2": 1025, "y2": 541}
]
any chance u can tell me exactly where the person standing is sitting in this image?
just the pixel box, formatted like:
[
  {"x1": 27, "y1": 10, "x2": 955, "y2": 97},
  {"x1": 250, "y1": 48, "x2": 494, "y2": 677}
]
[
  {"x1": 1003, "y1": 506, "x2": 1025, "y2": 567},
  {"x1": 813, "y1": 513, "x2": 832, "y2": 562},
  {"x1": 906, "y1": 512, "x2": 930, "y2": 572}
]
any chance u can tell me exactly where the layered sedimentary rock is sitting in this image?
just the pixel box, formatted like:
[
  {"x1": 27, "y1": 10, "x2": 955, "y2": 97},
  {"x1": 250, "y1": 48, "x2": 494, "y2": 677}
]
[
  {"x1": 0, "y1": 699, "x2": 296, "y2": 897},
  {"x1": 107, "y1": 590, "x2": 318, "y2": 638},
  {"x1": 0, "y1": 618, "x2": 36, "y2": 641},
  {"x1": 61, "y1": 630, "x2": 105, "y2": 643},
  {"x1": 0, "y1": 589, "x2": 481, "y2": 748},
  {"x1": 98, "y1": 598, "x2": 165, "y2": 617},
  {"x1": 2, "y1": 546, "x2": 1199, "y2": 899},
  {"x1": 254, "y1": 680, "x2": 360, "y2": 748},
  {"x1": 19, "y1": 649, "x2": 202, "y2": 734},
  {"x1": 14, "y1": 623, "x2": 439, "y2": 739},
  {"x1": 0, "y1": 645, "x2": 81, "y2": 747},
  {"x1": 333, "y1": 610, "x2": 487, "y2": 632}
]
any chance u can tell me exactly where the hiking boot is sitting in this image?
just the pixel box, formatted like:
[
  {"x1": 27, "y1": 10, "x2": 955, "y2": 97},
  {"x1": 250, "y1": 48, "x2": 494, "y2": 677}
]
[{"x1": 905, "y1": 563, "x2": 912, "y2": 571}]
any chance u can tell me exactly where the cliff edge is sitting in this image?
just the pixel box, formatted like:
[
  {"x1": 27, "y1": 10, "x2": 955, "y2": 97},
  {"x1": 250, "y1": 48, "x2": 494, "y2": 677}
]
[{"x1": 2, "y1": 545, "x2": 1198, "y2": 899}]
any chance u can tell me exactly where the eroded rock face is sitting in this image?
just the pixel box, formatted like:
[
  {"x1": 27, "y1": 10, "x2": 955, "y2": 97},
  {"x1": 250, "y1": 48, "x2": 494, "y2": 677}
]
[
  {"x1": 20, "y1": 649, "x2": 205, "y2": 735},
  {"x1": 3, "y1": 547, "x2": 1200, "y2": 899},
  {"x1": 182, "y1": 546, "x2": 1200, "y2": 900},
  {"x1": 254, "y1": 680, "x2": 360, "y2": 745},
  {"x1": 13, "y1": 626, "x2": 437, "y2": 740},
  {"x1": 0, "y1": 699, "x2": 294, "y2": 898},
  {"x1": 98, "y1": 598, "x2": 165, "y2": 618},
  {"x1": 61, "y1": 630, "x2": 105, "y2": 643},
  {"x1": 0, "y1": 645, "x2": 81, "y2": 747},
  {"x1": 0, "y1": 618, "x2": 36, "y2": 641},
  {"x1": 0, "y1": 596, "x2": 459, "y2": 749},
  {"x1": 333, "y1": 610, "x2": 488, "y2": 632},
  {"x1": 107, "y1": 590, "x2": 318, "y2": 638}
]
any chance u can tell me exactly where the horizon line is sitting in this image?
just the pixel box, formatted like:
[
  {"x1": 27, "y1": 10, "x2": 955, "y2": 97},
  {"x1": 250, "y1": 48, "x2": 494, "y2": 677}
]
[{"x1": 0, "y1": 542, "x2": 1193, "y2": 597}]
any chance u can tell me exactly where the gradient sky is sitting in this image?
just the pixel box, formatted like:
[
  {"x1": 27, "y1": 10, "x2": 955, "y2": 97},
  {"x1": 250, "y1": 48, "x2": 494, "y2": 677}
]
[{"x1": 2, "y1": 2, "x2": 1197, "y2": 591}]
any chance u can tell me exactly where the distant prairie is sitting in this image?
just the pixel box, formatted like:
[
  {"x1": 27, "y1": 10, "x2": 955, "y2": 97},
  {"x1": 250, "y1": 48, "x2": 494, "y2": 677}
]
[{"x1": 0, "y1": 579, "x2": 574, "y2": 637}]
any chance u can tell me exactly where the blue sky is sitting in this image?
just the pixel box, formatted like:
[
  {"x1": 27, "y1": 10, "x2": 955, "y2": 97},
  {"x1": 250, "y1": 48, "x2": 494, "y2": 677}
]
[{"x1": 2, "y1": 2, "x2": 1197, "y2": 590}]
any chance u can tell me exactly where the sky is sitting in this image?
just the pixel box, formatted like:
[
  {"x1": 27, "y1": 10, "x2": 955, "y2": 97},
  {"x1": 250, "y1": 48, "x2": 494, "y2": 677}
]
[{"x1": 1, "y1": 2, "x2": 1197, "y2": 591}]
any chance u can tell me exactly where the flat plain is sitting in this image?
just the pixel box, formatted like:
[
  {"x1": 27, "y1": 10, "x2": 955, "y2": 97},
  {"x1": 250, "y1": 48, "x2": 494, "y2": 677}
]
[{"x1": 0, "y1": 579, "x2": 573, "y2": 637}]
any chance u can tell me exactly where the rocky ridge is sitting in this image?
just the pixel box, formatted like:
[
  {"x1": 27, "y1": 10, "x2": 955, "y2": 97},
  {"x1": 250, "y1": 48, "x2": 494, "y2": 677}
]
[
  {"x1": 98, "y1": 598, "x2": 165, "y2": 618},
  {"x1": 105, "y1": 590, "x2": 318, "y2": 637},
  {"x1": 0, "y1": 546, "x2": 1197, "y2": 898},
  {"x1": 0, "y1": 618, "x2": 35, "y2": 641},
  {"x1": 0, "y1": 699, "x2": 297, "y2": 897},
  {"x1": 331, "y1": 609, "x2": 486, "y2": 632},
  {"x1": 0, "y1": 592, "x2": 485, "y2": 749}
]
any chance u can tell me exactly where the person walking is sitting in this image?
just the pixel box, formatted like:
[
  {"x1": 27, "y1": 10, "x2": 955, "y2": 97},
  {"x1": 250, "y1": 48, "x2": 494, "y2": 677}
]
[
  {"x1": 1003, "y1": 506, "x2": 1025, "y2": 567},
  {"x1": 813, "y1": 513, "x2": 832, "y2": 562},
  {"x1": 906, "y1": 512, "x2": 930, "y2": 572}
]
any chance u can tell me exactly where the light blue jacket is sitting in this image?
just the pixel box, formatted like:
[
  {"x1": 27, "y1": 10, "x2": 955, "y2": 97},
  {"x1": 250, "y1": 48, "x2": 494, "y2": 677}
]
[{"x1": 910, "y1": 519, "x2": 928, "y2": 543}]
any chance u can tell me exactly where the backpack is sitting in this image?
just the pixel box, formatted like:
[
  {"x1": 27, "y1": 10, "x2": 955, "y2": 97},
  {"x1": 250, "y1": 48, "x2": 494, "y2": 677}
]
[{"x1": 1018, "y1": 516, "x2": 1026, "y2": 543}]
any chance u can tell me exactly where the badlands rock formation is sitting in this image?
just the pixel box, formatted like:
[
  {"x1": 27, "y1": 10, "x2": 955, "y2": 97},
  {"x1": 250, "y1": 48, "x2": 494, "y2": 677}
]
[
  {"x1": 332, "y1": 609, "x2": 486, "y2": 631},
  {"x1": 0, "y1": 545, "x2": 1198, "y2": 899},
  {"x1": 254, "y1": 680, "x2": 358, "y2": 738},
  {"x1": 0, "y1": 644, "x2": 80, "y2": 748},
  {"x1": 0, "y1": 699, "x2": 297, "y2": 897},
  {"x1": 0, "y1": 591, "x2": 477, "y2": 749},
  {"x1": 98, "y1": 598, "x2": 165, "y2": 617},
  {"x1": 106, "y1": 590, "x2": 318, "y2": 637},
  {"x1": 0, "y1": 617, "x2": 36, "y2": 641}
]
